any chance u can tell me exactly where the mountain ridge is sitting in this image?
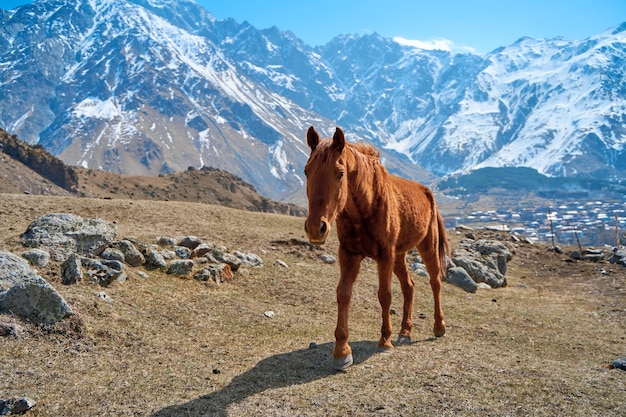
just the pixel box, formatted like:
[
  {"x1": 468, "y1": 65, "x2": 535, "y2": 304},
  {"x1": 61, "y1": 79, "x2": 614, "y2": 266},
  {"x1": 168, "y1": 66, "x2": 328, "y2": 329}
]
[{"x1": 0, "y1": 0, "x2": 624, "y2": 202}]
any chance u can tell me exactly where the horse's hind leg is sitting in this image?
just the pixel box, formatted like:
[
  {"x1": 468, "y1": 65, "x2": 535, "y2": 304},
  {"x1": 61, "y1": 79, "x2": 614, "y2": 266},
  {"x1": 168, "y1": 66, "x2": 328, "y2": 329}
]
[
  {"x1": 393, "y1": 253, "x2": 414, "y2": 344},
  {"x1": 418, "y1": 240, "x2": 446, "y2": 338},
  {"x1": 376, "y1": 254, "x2": 395, "y2": 352}
]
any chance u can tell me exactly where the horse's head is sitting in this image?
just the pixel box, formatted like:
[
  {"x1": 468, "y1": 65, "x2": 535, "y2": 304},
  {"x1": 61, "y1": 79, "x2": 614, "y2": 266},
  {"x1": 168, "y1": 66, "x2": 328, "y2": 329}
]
[{"x1": 304, "y1": 126, "x2": 349, "y2": 245}]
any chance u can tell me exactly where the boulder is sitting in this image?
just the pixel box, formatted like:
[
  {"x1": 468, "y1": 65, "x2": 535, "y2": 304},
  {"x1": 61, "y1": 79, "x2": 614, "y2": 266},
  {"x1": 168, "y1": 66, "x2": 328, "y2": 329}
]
[
  {"x1": 0, "y1": 251, "x2": 72, "y2": 324},
  {"x1": 0, "y1": 252, "x2": 39, "y2": 291},
  {"x1": 446, "y1": 267, "x2": 478, "y2": 293},
  {"x1": 21, "y1": 213, "x2": 116, "y2": 261}
]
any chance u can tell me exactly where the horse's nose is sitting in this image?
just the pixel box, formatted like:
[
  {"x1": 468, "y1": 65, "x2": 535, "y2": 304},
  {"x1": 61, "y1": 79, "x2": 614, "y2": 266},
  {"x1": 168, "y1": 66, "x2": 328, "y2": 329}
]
[
  {"x1": 319, "y1": 220, "x2": 328, "y2": 236},
  {"x1": 305, "y1": 218, "x2": 329, "y2": 244}
]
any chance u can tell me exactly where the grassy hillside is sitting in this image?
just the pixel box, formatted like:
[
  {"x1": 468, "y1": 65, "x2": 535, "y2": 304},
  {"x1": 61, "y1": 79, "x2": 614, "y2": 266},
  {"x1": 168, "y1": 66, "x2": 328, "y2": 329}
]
[{"x1": 0, "y1": 194, "x2": 624, "y2": 416}]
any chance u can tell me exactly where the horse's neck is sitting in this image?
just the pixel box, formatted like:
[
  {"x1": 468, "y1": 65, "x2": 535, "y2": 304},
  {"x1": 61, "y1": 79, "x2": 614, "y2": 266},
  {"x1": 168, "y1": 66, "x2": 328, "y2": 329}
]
[{"x1": 344, "y1": 149, "x2": 387, "y2": 219}]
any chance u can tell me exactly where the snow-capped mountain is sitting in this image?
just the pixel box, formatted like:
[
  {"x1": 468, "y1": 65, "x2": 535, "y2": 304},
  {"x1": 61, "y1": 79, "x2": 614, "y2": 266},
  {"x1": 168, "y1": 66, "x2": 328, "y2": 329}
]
[{"x1": 0, "y1": 0, "x2": 624, "y2": 202}]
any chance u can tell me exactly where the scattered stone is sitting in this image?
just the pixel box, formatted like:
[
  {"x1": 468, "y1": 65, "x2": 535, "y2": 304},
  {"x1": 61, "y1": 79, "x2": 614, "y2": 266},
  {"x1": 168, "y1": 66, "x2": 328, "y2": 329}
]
[
  {"x1": 0, "y1": 319, "x2": 24, "y2": 338},
  {"x1": 318, "y1": 254, "x2": 337, "y2": 264},
  {"x1": 264, "y1": 311, "x2": 275, "y2": 318},
  {"x1": 167, "y1": 260, "x2": 194, "y2": 275},
  {"x1": 157, "y1": 236, "x2": 177, "y2": 247},
  {"x1": 81, "y1": 258, "x2": 126, "y2": 286},
  {"x1": 193, "y1": 243, "x2": 213, "y2": 257},
  {"x1": 233, "y1": 251, "x2": 263, "y2": 267},
  {"x1": 111, "y1": 240, "x2": 145, "y2": 267},
  {"x1": 174, "y1": 246, "x2": 192, "y2": 259},
  {"x1": 193, "y1": 264, "x2": 233, "y2": 283},
  {"x1": 61, "y1": 253, "x2": 83, "y2": 285},
  {"x1": 161, "y1": 249, "x2": 176, "y2": 260},
  {"x1": 145, "y1": 249, "x2": 167, "y2": 270},
  {"x1": 609, "y1": 248, "x2": 626, "y2": 267},
  {"x1": 95, "y1": 292, "x2": 113, "y2": 302},
  {"x1": 21, "y1": 249, "x2": 50, "y2": 267},
  {"x1": 178, "y1": 236, "x2": 202, "y2": 250},
  {"x1": 274, "y1": 260, "x2": 288, "y2": 268},
  {"x1": 610, "y1": 357, "x2": 626, "y2": 371},
  {"x1": 100, "y1": 248, "x2": 125, "y2": 263},
  {"x1": 450, "y1": 239, "x2": 511, "y2": 289},
  {"x1": 548, "y1": 246, "x2": 564, "y2": 254},
  {"x1": 209, "y1": 249, "x2": 243, "y2": 271},
  {"x1": 0, "y1": 397, "x2": 36, "y2": 415},
  {"x1": 309, "y1": 341, "x2": 318, "y2": 349}
]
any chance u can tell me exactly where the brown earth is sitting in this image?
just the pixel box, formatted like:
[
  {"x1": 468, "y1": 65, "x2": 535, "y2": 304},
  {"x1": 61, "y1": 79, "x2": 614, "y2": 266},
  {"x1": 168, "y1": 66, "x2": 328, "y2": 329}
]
[{"x1": 0, "y1": 194, "x2": 624, "y2": 416}]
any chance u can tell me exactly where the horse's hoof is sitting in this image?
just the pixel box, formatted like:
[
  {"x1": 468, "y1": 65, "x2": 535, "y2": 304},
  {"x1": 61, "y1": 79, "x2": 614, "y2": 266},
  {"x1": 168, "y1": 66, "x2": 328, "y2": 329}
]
[
  {"x1": 332, "y1": 354, "x2": 353, "y2": 371},
  {"x1": 375, "y1": 345, "x2": 394, "y2": 355},
  {"x1": 396, "y1": 336, "x2": 411, "y2": 345},
  {"x1": 433, "y1": 326, "x2": 446, "y2": 338}
]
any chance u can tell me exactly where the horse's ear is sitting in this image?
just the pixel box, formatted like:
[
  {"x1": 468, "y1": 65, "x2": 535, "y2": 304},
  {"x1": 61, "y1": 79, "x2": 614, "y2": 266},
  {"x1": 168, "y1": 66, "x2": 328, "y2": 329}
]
[
  {"x1": 332, "y1": 127, "x2": 345, "y2": 152},
  {"x1": 307, "y1": 126, "x2": 319, "y2": 151}
]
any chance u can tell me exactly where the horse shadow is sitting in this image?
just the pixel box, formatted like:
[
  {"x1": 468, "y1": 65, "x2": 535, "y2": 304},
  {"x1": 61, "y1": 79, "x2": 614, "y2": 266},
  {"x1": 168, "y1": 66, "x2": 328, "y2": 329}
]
[{"x1": 149, "y1": 340, "x2": 377, "y2": 417}]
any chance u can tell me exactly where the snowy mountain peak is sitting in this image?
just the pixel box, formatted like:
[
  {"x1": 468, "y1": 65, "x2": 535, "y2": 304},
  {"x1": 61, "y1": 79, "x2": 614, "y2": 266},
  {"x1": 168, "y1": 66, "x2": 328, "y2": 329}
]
[{"x1": 0, "y1": 2, "x2": 624, "y2": 202}]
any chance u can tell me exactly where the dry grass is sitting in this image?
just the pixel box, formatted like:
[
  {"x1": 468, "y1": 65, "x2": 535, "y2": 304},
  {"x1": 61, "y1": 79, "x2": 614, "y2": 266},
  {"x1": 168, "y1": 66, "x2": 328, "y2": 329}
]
[{"x1": 1, "y1": 194, "x2": 625, "y2": 416}]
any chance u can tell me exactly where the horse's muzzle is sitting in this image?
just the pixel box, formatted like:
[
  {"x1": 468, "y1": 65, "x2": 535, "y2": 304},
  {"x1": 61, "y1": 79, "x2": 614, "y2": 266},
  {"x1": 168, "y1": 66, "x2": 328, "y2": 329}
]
[{"x1": 304, "y1": 218, "x2": 329, "y2": 245}]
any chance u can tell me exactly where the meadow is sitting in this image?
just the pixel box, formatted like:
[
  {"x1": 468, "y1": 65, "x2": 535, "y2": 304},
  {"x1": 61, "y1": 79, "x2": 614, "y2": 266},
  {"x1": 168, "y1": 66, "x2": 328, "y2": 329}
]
[{"x1": 1, "y1": 194, "x2": 624, "y2": 416}]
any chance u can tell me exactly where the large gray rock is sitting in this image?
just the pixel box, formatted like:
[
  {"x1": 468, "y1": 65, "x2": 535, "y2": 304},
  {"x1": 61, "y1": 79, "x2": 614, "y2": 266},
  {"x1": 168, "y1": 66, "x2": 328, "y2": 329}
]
[
  {"x1": 450, "y1": 238, "x2": 512, "y2": 289},
  {"x1": 21, "y1": 213, "x2": 116, "y2": 261},
  {"x1": 0, "y1": 251, "x2": 72, "y2": 324},
  {"x1": 0, "y1": 252, "x2": 39, "y2": 291},
  {"x1": 446, "y1": 267, "x2": 478, "y2": 293}
]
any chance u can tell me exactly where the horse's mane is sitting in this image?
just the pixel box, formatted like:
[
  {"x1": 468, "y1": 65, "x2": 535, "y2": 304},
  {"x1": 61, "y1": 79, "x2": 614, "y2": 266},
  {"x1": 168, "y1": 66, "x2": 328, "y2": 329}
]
[{"x1": 349, "y1": 142, "x2": 380, "y2": 161}]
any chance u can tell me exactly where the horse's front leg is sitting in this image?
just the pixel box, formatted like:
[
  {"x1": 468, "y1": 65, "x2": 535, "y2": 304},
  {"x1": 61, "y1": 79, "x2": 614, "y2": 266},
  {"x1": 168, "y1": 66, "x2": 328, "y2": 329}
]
[
  {"x1": 333, "y1": 247, "x2": 362, "y2": 370},
  {"x1": 377, "y1": 253, "x2": 395, "y2": 352}
]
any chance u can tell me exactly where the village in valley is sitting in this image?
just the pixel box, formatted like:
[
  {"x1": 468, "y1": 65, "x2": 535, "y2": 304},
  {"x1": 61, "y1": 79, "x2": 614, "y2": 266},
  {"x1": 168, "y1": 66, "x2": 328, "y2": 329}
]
[{"x1": 445, "y1": 196, "x2": 626, "y2": 247}]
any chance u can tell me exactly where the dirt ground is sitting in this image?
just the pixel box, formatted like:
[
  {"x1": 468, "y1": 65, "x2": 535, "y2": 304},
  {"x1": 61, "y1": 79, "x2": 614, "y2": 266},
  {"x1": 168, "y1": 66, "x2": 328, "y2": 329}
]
[{"x1": 0, "y1": 194, "x2": 625, "y2": 416}]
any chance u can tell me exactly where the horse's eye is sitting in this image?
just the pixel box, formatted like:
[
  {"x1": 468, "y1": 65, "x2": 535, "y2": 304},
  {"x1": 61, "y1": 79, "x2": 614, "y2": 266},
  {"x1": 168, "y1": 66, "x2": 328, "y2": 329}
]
[{"x1": 337, "y1": 171, "x2": 344, "y2": 180}]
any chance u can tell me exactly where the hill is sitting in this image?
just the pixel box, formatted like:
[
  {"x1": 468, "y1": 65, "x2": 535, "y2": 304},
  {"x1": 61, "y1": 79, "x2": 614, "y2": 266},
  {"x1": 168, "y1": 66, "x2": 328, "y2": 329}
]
[
  {"x1": 0, "y1": 194, "x2": 624, "y2": 416},
  {"x1": 0, "y1": 128, "x2": 305, "y2": 216}
]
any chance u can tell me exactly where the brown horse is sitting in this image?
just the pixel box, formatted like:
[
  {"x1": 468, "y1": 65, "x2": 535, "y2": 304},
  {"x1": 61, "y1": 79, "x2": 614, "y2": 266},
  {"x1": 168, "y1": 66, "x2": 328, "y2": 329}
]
[{"x1": 304, "y1": 126, "x2": 449, "y2": 370}]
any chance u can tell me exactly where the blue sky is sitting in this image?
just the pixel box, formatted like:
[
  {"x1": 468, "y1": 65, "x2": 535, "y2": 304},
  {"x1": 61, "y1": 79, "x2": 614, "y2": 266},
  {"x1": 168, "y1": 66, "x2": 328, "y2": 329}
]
[{"x1": 2, "y1": 0, "x2": 625, "y2": 53}]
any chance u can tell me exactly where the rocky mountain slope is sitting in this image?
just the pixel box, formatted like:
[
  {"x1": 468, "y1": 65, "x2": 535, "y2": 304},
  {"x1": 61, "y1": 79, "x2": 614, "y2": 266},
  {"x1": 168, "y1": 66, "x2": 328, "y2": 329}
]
[
  {"x1": 0, "y1": 0, "x2": 624, "y2": 202},
  {"x1": 0, "y1": 128, "x2": 304, "y2": 215}
]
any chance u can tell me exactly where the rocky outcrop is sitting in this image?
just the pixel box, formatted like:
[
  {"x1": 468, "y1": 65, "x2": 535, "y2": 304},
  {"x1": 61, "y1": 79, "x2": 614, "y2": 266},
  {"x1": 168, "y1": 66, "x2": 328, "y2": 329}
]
[{"x1": 2, "y1": 213, "x2": 265, "y2": 326}]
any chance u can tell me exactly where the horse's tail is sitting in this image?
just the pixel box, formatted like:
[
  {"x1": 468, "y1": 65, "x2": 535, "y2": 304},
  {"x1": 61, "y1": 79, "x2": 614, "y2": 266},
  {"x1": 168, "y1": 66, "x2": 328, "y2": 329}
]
[{"x1": 436, "y1": 210, "x2": 450, "y2": 275}]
